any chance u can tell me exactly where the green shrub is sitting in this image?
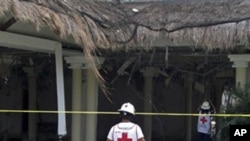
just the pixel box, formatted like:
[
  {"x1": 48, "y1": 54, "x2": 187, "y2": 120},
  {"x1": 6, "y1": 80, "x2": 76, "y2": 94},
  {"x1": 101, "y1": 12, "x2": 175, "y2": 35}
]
[{"x1": 216, "y1": 84, "x2": 250, "y2": 141}]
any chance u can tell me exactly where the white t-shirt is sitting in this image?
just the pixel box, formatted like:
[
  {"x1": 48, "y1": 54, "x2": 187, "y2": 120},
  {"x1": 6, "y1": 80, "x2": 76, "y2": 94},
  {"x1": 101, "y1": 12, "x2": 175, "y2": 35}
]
[
  {"x1": 221, "y1": 90, "x2": 237, "y2": 112},
  {"x1": 107, "y1": 122, "x2": 144, "y2": 141}
]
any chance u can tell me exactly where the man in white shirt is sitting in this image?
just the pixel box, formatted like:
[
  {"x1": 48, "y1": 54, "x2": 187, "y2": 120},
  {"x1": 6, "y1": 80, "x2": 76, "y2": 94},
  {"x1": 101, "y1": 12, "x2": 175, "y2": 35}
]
[{"x1": 106, "y1": 102, "x2": 145, "y2": 141}]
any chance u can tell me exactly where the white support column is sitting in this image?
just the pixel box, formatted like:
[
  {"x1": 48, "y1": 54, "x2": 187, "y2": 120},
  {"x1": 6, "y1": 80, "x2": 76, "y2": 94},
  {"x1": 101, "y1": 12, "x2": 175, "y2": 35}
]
[
  {"x1": 228, "y1": 54, "x2": 250, "y2": 90},
  {"x1": 65, "y1": 56, "x2": 104, "y2": 141},
  {"x1": 55, "y1": 46, "x2": 67, "y2": 137},
  {"x1": 85, "y1": 68, "x2": 99, "y2": 141},
  {"x1": 85, "y1": 57, "x2": 104, "y2": 141},
  {"x1": 23, "y1": 67, "x2": 37, "y2": 141},
  {"x1": 65, "y1": 56, "x2": 86, "y2": 141},
  {"x1": 141, "y1": 67, "x2": 156, "y2": 141}
]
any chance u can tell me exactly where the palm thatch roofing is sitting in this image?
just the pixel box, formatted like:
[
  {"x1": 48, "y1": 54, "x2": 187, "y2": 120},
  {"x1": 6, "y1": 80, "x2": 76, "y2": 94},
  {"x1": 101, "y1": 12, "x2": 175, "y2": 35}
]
[{"x1": 1, "y1": 0, "x2": 250, "y2": 94}]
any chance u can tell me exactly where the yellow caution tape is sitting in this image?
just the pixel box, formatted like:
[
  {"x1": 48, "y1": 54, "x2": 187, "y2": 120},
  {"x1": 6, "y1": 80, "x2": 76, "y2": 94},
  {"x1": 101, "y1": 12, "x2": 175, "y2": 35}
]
[{"x1": 0, "y1": 110, "x2": 250, "y2": 117}]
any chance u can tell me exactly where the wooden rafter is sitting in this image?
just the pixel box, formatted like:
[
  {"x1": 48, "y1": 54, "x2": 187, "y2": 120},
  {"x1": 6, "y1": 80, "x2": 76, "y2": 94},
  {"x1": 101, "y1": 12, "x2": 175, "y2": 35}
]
[{"x1": 0, "y1": 17, "x2": 17, "y2": 31}]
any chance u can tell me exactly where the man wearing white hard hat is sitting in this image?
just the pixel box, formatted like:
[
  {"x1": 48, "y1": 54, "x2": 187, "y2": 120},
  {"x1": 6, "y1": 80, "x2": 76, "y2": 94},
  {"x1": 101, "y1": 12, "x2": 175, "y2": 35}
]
[
  {"x1": 197, "y1": 100, "x2": 216, "y2": 141},
  {"x1": 106, "y1": 102, "x2": 145, "y2": 141}
]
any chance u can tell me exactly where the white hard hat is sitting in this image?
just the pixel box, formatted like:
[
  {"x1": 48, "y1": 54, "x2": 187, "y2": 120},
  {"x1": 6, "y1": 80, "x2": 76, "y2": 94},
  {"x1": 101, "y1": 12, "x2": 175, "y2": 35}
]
[
  {"x1": 211, "y1": 121, "x2": 216, "y2": 125},
  {"x1": 118, "y1": 102, "x2": 135, "y2": 115},
  {"x1": 201, "y1": 101, "x2": 210, "y2": 110}
]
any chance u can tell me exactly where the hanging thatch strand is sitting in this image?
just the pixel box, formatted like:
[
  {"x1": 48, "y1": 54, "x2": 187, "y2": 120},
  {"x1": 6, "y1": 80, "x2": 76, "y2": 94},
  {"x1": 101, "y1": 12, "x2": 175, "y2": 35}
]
[{"x1": 1, "y1": 0, "x2": 250, "y2": 97}]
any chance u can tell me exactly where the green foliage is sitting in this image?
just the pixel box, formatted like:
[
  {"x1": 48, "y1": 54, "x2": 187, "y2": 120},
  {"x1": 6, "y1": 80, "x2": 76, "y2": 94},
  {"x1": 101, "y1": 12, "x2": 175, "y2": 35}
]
[{"x1": 217, "y1": 84, "x2": 250, "y2": 141}]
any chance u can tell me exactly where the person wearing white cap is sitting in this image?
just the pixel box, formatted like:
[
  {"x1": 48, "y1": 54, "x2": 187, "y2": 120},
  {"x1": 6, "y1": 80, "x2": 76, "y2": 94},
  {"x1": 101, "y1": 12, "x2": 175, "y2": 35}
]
[
  {"x1": 197, "y1": 100, "x2": 215, "y2": 141},
  {"x1": 106, "y1": 102, "x2": 145, "y2": 141}
]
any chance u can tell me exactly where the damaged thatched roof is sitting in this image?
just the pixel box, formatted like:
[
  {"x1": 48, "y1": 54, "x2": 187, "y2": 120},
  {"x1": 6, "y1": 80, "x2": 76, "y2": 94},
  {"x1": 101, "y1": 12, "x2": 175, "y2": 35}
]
[{"x1": 1, "y1": 0, "x2": 250, "y2": 95}]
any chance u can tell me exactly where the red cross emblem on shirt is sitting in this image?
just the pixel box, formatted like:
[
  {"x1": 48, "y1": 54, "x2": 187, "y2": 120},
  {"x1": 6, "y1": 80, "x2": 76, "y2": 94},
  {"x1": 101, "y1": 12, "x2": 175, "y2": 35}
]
[
  {"x1": 200, "y1": 117, "x2": 207, "y2": 124},
  {"x1": 118, "y1": 133, "x2": 132, "y2": 141}
]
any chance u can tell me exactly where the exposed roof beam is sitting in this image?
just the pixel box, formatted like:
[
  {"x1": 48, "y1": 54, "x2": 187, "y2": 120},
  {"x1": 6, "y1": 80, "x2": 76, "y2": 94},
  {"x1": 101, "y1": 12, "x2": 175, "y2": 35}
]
[
  {"x1": 0, "y1": 17, "x2": 17, "y2": 31},
  {"x1": 0, "y1": 31, "x2": 56, "y2": 52},
  {"x1": 0, "y1": 31, "x2": 83, "y2": 56}
]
